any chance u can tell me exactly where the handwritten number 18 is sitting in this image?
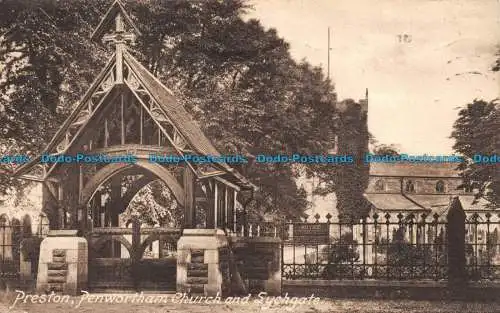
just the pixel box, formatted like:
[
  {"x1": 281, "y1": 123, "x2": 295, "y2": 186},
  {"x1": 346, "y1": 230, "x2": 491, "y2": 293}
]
[{"x1": 397, "y1": 34, "x2": 412, "y2": 43}]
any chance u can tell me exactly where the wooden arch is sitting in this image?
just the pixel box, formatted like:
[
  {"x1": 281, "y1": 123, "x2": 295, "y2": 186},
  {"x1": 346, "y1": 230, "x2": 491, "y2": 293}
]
[
  {"x1": 121, "y1": 173, "x2": 156, "y2": 209},
  {"x1": 138, "y1": 233, "x2": 178, "y2": 259},
  {"x1": 80, "y1": 160, "x2": 185, "y2": 207},
  {"x1": 90, "y1": 235, "x2": 133, "y2": 257}
]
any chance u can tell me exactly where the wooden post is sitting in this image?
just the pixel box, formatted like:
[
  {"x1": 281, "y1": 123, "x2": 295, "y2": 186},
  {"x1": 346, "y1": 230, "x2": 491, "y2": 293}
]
[
  {"x1": 115, "y1": 14, "x2": 124, "y2": 84},
  {"x1": 109, "y1": 177, "x2": 119, "y2": 227},
  {"x1": 57, "y1": 183, "x2": 64, "y2": 230},
  {"x1": 205, "y1": 181, "x2": 215, "y2": 229},
  {"x1": 78, "y1": 165, "x2": 83, "y2": 203},
  {"x1": 104, "y1": 119, "x2": 109, "y2": 147},
  {"x1": 214, "y1": 182, "x2": 218, "y2": 228},
  {"x1": 183, "y1": 167, "x2": 196, "y2": 228},
  {"x1": 121, "y1": 94, "x2": 125, "y2": 145},
  {"x1": 131, "y1": 216, "x2": 140, "y2": 290},
  {"x1": 233, "y1": 190, "x2": 238, "y2": 233},
  {"x1": 447, "y1": 196, "x2": 467, "y2": 297},
  {"x1": 139, "y1": 105, "x2": 143, "y2": 144},
  {"x1": 158, "y1": 235, "x2": 164, "y2": 259},
  {"x1": 224, "y1": 186, "x2": 228, "y2": 229}
]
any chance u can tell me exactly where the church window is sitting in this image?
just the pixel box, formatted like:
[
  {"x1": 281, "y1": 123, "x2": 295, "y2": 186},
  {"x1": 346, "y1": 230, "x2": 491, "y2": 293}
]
[
  {"x1": 435, "y1": 180, "x2": 445, "y2": 193},
  {"x1": 374, "y1": 179, "x2": 385, "y2": 191},
  {"x1": 405, "y1": 180, "x2": 415, "y2": 193}
]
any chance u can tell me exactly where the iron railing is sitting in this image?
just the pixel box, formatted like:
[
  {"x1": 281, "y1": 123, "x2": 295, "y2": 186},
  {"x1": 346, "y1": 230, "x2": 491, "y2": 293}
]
[
  {"x1": 279, "y1": 213, "x2": 448, "y2": 281},
  {"x1": 239, "y1": 209, "x2": 500, "y2": 282},
  {"x1": 465, "y1": 212, "x2": 500, "y2": 281},
  {"x1": 0, "y1": 214, "x2": 48, "y2": 280}
]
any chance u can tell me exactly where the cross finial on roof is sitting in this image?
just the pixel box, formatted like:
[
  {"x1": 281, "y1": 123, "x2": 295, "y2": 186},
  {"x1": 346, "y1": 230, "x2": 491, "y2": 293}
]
[
  {"x1": 91, "y1": 0, "x2": 141, "y2": 42},
  {"x1": 92, "y1": 0, "x2": 141, "y2": 85}
]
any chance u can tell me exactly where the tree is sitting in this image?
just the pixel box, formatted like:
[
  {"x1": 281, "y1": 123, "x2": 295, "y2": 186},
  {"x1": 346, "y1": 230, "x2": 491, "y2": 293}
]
[
  {"x1": 372, "y1": 143, "x2": 400, "y2": 156},
  {"x1": 493, "y1": 49, "x2": 500, "y2": 72},
  {"x1": 128, "y1": 0, "x2": 338, "y2": 220},
  {"x1": 311, "y1": 99, "x2": 371, "y2": 220},
  {"x1": 451, "y1": 99, "x2": 499, "y2": 208},
  {"x1": 0, "y1": 0, "x2": 338, "y2": 221},
  {"x1": 122, "y1": 180, "x2": 183, "y2": 227},
  {"x1": 0, "y1": 0, "x2": 109, "y2": 197}
]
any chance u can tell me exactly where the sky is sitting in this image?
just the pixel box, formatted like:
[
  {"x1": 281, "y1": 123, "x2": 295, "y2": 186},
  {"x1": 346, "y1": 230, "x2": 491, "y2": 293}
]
[{"x1": 248, "y1": 0, "x2": 500, "y2": 154}]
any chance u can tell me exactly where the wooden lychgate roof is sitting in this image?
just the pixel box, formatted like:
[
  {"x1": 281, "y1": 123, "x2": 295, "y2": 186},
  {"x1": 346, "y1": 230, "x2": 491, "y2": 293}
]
[{"x1": 14, "y1": 0, "x2": 255, "y2": 190}]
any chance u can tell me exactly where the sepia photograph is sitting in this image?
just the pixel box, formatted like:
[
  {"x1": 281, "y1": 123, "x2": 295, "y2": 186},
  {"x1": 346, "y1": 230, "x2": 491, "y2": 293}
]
[{"x1": 0, "y1": 0, "x2": 498, "y2": 312}]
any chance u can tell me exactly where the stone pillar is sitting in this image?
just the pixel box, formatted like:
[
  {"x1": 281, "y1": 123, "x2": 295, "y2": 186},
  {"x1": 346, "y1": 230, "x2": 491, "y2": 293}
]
[
  {"x1": 177, "y1": 229, "x2": 230, "y2": 296},
  {"x1": 20, "y1": 237, "x2": 43, "y2": 287},
  {"x1": 231, "y1": 237, "x2": 282, "y2": 296},
  {"x1": 447, "y1": 197, "x2": 466, "y2": 298},
  {"x1": 20, "y1": 242, "x2": 32, "y2": 286},
  {"x1": 36, "y1": 230, "x2": 88, "y2": 295}
]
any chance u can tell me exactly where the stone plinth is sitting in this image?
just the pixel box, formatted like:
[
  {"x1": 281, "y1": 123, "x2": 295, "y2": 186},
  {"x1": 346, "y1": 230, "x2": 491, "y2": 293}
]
[
  {"x1": 19, "y1": 237, "x2": 43, "y2": 287},
  {"x1": 36, "y1": 232, "x2": 88, "y2": 295},
  {"x1": 177, "y1": 229, "x2": 230, "y2": 296},
  {"x1": 231, "y1": 236, "x2": 282, "y2": 296}
]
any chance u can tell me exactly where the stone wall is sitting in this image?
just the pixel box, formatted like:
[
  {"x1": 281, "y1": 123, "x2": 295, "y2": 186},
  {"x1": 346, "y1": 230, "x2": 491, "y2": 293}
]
[{"x1": 366, "y1": 176, "x2": 464, "y2": 194}]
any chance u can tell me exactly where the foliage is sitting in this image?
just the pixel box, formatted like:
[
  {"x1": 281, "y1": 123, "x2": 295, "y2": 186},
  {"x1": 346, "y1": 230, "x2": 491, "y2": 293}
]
[
  {"x1": 311, "y1": 100, "x2": 370, "y2": 220},
  {"x1": 450, "y1": 99, "x2": 499, "y2": 208},
  {"x1": 0, "y1": 0, "x2": 344, "y2": 221},
  {"x1": 372, "y1": 143, "x2": 400, "y2": 156},
  {"x1": 322, "y1": 232, "x2": 361, "y2": 279},
  {"x1": 122, "y1": 180, "x2": 183, "y2": 227},
  {"x1": 380, "y1": 226, "x2": 447, "y2": 279},
  {"x1": 0, "y1": 0, "x2": 367, "y2": 223},
  {"x1": 128, "y1": 0, "x2": 339, "y2": 219},
  {"x1": 493, "y1": 49, "x2": 500, "y2": 72},
  {"x1": 466, "y1": 229, "x2": 499, "y2": 280},
  {"x1": 0, "y1": 0, "x2": 109, "y2": 196}
]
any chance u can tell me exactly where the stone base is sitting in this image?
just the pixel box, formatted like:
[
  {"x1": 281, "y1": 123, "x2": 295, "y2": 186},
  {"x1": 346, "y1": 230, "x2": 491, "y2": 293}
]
[
  {"x1": 36, "y1": 235, "x2": 88, "y2": 296},
  {"x1": 177, "y1": 229, "x2": 230, "y2": 296},
  {"x1": 231, "y1": 236, "x2": 282, "y2": 296}
]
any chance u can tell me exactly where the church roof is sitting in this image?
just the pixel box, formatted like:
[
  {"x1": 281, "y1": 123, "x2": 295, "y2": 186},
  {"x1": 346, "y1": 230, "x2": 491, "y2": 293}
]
[
  {"x1": 369, "y1": 162, "x2": 460, "y2": 178},
  {"x1": 365, "y1": 193, "x2": 496, "y2": 214},
  {"x1": 364, "y1": 193, "x2": 425, "y2": 212}
]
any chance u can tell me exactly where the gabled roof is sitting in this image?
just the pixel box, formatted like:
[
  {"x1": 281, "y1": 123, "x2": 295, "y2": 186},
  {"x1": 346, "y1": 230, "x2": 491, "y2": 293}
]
[
  {"x1": 13, "y1": 54, "x2": 117, "y2": 177},
  {"x1": 123, "y1": 51, "x2": 253, "y2": 187},
  {"x1": 14, "y1": 50, "x2": 254, "y2": 189},
  {"x1": 124, "y1": 51, "x2": 222, "y2": 157},
  {"x1": 14, "y1": 0, "x2": 255, "y2": 190}
]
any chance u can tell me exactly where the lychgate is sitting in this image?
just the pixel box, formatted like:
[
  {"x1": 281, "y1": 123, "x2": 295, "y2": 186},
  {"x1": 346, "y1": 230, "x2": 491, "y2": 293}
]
[{"x1": 13, "y1": 0, "x2": 264, "y2": 296}]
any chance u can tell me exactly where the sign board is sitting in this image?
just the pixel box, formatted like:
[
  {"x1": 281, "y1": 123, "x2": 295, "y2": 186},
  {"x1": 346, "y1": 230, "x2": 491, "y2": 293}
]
[
  {"x1": 291, "y1": 223, "x2": 330, "y2": 244},
  {"x1": 48, "y1": 229, "x2": 79, "y2": 237}
]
